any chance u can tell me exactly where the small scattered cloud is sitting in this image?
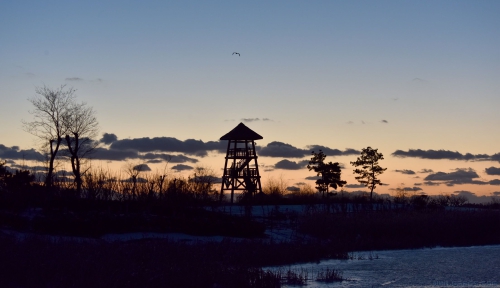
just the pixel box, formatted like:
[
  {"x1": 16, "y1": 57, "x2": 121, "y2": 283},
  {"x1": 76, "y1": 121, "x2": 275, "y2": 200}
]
[
  {"x1": 424, "y1": 181, "x2": 441, "y2": 186},
  {"x1": 389, "y1": 186, "x2": 422, "y2": 192},
  {"x1": 345, "y1": 183, "x2": 365, "y2": 188},
  {"x1": 259, "y1": 142, "x2": 308, "y2": 158},
  {"x1": 423, "y1": 168, "x2": 500, "y2": 186},
  {"x1": 485, "y1": 167, "x2": 500, "y2": 176},
  {"x1": 100, "y1": 133, "x2": 118, "y2": 145},
  {"x1": 305, "y1": 176, "x2": 321, "y2": 181},
  {"x1": 65, "y1": 77, "x2": 83, "y2": 81},
  {"x1": 395, "y1": 169, "x2": 416, "y2": 175},
  {"x1": 489, "y1": 179, "x2": 500, "y2": 185},
  {"x1": 286, "y1": 186, "x2": 300, "y2": 192},
  {"x1": 381, "y1": 120, "x2": 388, "y2": 124},
  {"x1": 425, "y1": 168, "x2": 479, "y2": 181},
  {"x1": 392, "y1": 149, "x2": 492, "y2": 161},
  {"x1": 306, "y1": 146, "x2": 360, "y2": 157},
  {"x1": 274, "y1": 159, "x2": 308, "y2": 170},
  {"x1": 132, "y1": 164, "x2": 151, "y2": 172},
  {"x1": 241, "y1": 118, "x2": 272, "y2": 123},
  {"x1": 491, "y1": 153, "x2": 500, "y2": 162},
  {"x1": 418, "y1": 169, "x2": 434, "y2": 173},
  {"x1": 171, "y1": 164, "x2": 193, "y2": 172}
]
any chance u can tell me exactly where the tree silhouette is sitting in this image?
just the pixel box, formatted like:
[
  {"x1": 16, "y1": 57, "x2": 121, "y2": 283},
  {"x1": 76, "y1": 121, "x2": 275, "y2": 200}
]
[
  {"x1": 23, "y1": 85, "x2": 76, "y2": 189},
  {"x1": 63, "y1": 100, "x2": 99, "y2": 197},
  {"x1": 307, "y1": 150, "x2": 346, "y2": 197},
  {"x1": 350, "y1": 146, "x2": 387, "y2": 201}
]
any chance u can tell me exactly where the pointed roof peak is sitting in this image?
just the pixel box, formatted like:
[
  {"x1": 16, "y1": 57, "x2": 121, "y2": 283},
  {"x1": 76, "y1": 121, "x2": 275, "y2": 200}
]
[{"x1": 220, "y1": 122, "x2": 263, "y2": 140}]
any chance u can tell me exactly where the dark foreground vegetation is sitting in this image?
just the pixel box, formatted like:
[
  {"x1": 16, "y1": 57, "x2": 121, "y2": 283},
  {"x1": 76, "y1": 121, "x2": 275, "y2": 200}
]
[{"x1": 1, "y1": 165, "x2": 500, "y2": 287}]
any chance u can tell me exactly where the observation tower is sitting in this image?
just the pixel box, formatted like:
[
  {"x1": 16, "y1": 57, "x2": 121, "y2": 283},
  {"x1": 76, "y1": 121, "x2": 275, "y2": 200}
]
[{"x1": 220, "y1": 123, "x2": 263, "y2": 203}]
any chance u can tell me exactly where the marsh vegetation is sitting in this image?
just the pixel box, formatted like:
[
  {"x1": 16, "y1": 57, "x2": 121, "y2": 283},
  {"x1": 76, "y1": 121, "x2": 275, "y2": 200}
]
[{"x1": 1, "y1": 162, "x2": 500, "y2": 287}]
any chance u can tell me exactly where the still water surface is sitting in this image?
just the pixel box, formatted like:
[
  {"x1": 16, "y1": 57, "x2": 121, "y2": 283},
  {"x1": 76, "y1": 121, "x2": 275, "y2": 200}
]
[{"x1": 271, "y1": 245, "x2": 500, "y2": 287}]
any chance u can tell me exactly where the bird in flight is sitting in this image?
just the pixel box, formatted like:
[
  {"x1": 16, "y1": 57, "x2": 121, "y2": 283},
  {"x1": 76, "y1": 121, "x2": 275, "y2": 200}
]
[{"x1": 232, "y1": 52, "x2": 240, "y2": 56}]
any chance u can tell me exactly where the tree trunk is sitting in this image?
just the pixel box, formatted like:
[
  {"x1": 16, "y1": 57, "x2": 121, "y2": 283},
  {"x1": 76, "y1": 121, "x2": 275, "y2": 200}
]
[
  {"x1": 66, "y1": 133, "x2": 82, "y2": 198},
  {"x1": 45, "y1": 137, "x2": 62, "y2": 189}
]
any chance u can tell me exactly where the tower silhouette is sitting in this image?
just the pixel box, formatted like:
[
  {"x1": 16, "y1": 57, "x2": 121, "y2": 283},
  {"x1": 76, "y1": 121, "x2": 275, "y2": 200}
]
[{"x1": 220, "y1": 123, "x2": 263, "y2": 203}]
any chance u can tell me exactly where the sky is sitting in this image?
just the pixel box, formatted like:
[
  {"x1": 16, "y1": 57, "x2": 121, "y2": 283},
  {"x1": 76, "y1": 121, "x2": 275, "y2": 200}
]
[{"x1": 1, "y1": 0, "x2": 500, "y2": 202}]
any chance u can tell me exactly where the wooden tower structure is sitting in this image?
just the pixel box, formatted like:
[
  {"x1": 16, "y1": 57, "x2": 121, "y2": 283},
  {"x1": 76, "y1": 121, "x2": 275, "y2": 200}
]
[{"x1": 220, "y1": 123, "x2": 263, "y2": 203}]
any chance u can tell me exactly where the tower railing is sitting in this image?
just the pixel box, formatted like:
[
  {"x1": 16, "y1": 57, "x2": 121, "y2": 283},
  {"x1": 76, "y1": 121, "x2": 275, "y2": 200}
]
[
  {"x1": 227, "y1": 148, "x2": 255, "y2": 158},
  {"x1": 223, "y1": 167, "x2": 259, "y2": 178}
]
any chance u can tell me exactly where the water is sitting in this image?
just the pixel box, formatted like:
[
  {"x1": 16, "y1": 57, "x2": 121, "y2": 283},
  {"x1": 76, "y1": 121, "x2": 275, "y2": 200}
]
[{"x1": 271, "y1": 245, "x2": 500, "y2": 287}]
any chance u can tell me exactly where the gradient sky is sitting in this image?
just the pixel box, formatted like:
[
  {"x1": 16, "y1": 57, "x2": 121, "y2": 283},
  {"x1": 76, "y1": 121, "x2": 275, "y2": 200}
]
[{"x1": 1, "y1": 1, "x2": 500, "y2": 202}]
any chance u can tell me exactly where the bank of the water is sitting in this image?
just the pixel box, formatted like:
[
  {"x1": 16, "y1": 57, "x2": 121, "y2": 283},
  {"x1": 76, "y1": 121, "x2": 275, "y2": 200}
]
[{"x1": 270, "y1": 245, "x2": 500, "y2": 287}]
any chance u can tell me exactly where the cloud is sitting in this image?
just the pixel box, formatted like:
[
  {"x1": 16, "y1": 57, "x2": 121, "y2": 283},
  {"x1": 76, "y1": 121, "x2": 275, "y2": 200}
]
[
  {"x1": 91, "y1": 147, "x2": 139, "y2": 161},
  {"x1": 0, "y1": 144, "x2": 44, "y2": 161},
  {"x1": 423, "y1": 168, "x2": 500, "y2": 186},
  {"x1": 492, "y1": 153, "x2": 500, "y2": 162},
  {"x1": 141, "y1": 153, "x2": 198, "y2": 163},
  {"x1": 241, "y1": 118, "x2": 272, "y2": 122},
  {"x1": 423, "y1": 181, "x2": 441, "y2": 186},
  {"x1": 345, "y1": 183, "x2": 365, "y2": 188},
  {"x1": 171, "y1": 164, "x2": 194, "y2": 171},
  {"x1": 259, "y1": 142, "x2": 308, "y2": 158},
  {"x1": 259, "y1": 142, "x2": 360, "y2": 158},
  {"x1": 286, "y1": 186, "x2": 300, "y2": 192},
  {"x1": 306, "y1": 146, "x2": 360, "y2": 157},
  {"x1": 395, "y1": 169, "x2": 416, "y2": 175},
  {"x1": 65, "y1": 77, "x2": 83, "y2": 81},
  {"x1": 485, "y1": 167, "x2": 500, "y2": 176},
  {"x1": 90, "y1": 147, "x2": 199, "y2": 163},
  {"x1": 109, "y1": 137, "x2": 226, "y2": 157},
  {"x1": 274, "y1": 159, "x2": 308, "y2": 170},
  {"x1": 425, "y1": 168, "x2": 479, "y2": 181},
  {"x1": 412, "y1": 78, "x2": 426, "y2": 82},
  {"x1": 381, "y1": 120, "x2": 388, "y2": 123},
  {"x1": 100, "y1": 133, "x2": 118, "y2": 144},
  {"x1": 392, "y1": 149, "x2": 492, "y2": 161},
  {"x1": 305, "y1": 176, "x2": 321, "y2": 180},
  {"x1": 489, "y1": 179, "x2": 500, "y2": 185},
  {"x1": 132, "y1": 164, "x2": 151, "y2": 172},
  {"x1": 418, "y1": 169, "x2": 434, "y2": 173}
]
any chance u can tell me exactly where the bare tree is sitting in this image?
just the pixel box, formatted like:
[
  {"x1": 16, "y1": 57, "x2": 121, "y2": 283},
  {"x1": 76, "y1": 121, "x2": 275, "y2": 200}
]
[
  {"x1": 122, "y1": 162, "x2": 150, "y2": 199},
  {"x1": 23, "y1": 85, "x2": 76, "y2": 189},
  {"x1": 63, "y1": 101, "x2": 99, "y2": 197}
]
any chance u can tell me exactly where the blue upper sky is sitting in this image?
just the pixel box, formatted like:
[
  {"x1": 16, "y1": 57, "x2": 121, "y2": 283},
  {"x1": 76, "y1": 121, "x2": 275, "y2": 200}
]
[{"x1": 1, "y1": 0, "x2": 500, "y2": 199}]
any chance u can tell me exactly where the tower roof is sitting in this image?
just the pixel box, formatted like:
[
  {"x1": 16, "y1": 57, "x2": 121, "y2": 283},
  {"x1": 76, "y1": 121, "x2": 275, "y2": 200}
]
[{"x1": 220, "y1": 122, "x2": 263, "y2": 140}]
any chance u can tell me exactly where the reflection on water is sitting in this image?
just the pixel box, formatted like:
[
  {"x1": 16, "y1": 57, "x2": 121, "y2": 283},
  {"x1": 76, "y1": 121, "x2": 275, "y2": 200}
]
[{"x1": 270, "y1": 245, "x2": 500, "y2": 287}]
